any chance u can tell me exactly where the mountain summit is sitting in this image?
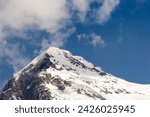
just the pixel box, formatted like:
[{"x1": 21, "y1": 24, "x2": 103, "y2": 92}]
[{"x1": 0, "y1": 47, "x2": 150, "y2": 100}]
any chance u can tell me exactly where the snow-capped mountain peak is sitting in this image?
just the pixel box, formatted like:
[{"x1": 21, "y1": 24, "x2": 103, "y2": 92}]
[{"x1": 0, "y1": 47, "x2": 150, "y2": 100}]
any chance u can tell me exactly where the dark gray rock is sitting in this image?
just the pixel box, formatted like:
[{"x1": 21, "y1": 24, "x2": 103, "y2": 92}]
[
  {"x1": 34, "y1": 53, "x2": 53, "y2": 72},
  {"x1": 0, "y1": 71, "x2": 53, "y2": 100}
]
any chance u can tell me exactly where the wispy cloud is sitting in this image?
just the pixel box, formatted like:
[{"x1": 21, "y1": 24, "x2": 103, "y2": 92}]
[
  {"x1": 72, "y1": 0, "x2": 92, "y2": 22},
  {"x1": 77, "y1": 33, "x2": 106, "y2": 47},
  {"x1": 97, "y1": 0, "x2": 120, "y2": 24},
  {"x1": 0, "y1": 40, "x2": 30, "y2": 71},
  {"x1": 71, "y1": 0, "x2": 120, "y2": 24}
]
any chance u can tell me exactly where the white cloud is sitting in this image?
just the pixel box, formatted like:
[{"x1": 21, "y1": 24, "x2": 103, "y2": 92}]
[
  {"x1": 0, "y1": 0, "x2": 120, "y2": 71},
  {"x1": 0, "y1": 0, "x2": 69, "y2": 32},
  {"x1": 97, "y1": 0, "x2": 120, "y2": 24},
  {"x1": 71, "y1": 0, "x2": 121, "y2": 24},
  {"x1": 72, "y1": 0, "x2": 92, "y2": 22},
  {"x1": 72, "y1": 0, "x2": 90, "y2": 13},
  {"x1": 0, "y1": 0, "x2": 121, "y2": 39},
  {"x1": 77, "y1": 33, "x2": 105, "y2": 47},
  {"x1": 0, "y1": 0, "x2": 70, "y2": 71},
  {"x1": 90, "y1": 33, "x2": 105, "y2": 47}
]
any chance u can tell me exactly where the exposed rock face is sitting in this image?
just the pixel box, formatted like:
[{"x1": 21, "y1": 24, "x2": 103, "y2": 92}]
[
  {"x1": 0, "y1": 47, "x2": 150, "y2": 100},
  {"x1": 0, "y1": 68, "x2": 51, "y2": 100},
  {"x1": 0, "y1": 53, "x2": 53, "y2": 100}
]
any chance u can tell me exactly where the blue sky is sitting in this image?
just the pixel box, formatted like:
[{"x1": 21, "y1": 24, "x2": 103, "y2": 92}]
[{"x1": 0, "y1": 0, "x2": 150, "y2": 89}]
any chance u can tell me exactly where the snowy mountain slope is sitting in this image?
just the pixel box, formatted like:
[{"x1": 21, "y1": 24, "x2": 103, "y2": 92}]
[{"x1": 0, "y1": 47, "x2": 150, "y2": 100}]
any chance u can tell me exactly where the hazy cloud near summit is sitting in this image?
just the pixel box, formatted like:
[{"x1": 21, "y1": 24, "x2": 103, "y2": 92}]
[{"x1": 0, "y1": 0, "x2": 120, "y2": 71}]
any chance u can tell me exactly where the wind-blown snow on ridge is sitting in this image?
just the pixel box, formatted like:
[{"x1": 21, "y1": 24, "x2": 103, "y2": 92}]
[{"x1": 0, "y1": 47, "x2": 150, "y2": 100}]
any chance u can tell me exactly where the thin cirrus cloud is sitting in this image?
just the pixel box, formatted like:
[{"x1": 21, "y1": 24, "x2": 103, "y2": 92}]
[
  {"x1": 0, "y1": 40, "x2": 30, "y2": 71},
  {"x1": 77, "y1": 33, "x2": 106, "y2": 47},
  {"x1": 0, "y1": 0, "x2": 120, "y2": 71},
  {"x1": 72, "y1": 0, "x2": 92, "y2": 22},
  {"x1": 97, "y1": 0, "x2": 120, "y2": 24}
]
